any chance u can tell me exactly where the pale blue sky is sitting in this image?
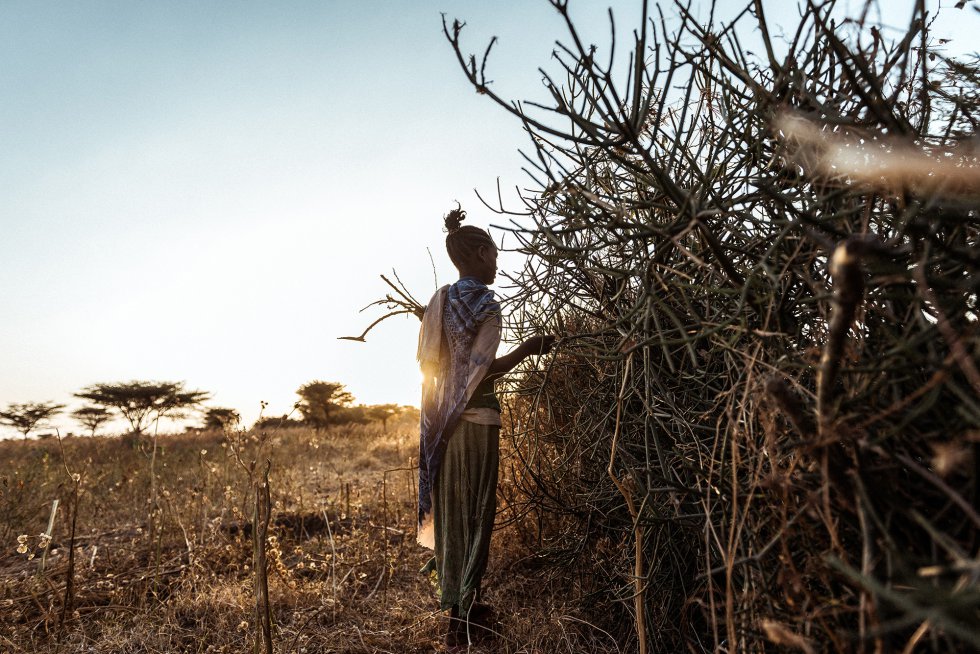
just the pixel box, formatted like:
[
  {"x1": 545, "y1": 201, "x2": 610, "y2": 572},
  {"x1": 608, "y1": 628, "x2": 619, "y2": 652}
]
[{"x1": 0, "y1": 1, "x2": 975, "y2": 436}]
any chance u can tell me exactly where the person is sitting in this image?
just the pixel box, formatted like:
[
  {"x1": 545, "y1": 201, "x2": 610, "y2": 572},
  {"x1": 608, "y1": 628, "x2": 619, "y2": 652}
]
[{"x1": 417, "y1": 206, "x2": 555, "y2": 649}]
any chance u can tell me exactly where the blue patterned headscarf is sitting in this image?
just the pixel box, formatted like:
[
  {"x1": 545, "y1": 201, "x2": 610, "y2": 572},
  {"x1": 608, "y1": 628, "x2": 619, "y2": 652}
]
[
  {"x1": 416, "y1": 277, "x2": 500, "y2": 548},
  {"x1": 446, "y1": 278, "x2": 497, "y2": 332}
]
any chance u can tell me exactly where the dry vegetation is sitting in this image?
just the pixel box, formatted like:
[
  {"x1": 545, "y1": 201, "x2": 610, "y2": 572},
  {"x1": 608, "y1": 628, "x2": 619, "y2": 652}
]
[
  {"x1": 1, "y1": 417, "x2": 620, "y2": 653},
  {"x1": 441, "y1": 0, "x2": 980, "y2": 651}
]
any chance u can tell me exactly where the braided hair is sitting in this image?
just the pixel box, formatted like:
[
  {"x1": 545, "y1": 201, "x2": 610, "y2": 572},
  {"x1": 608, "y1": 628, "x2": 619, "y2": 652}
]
[{"x1": 444, "y1": 204, "x2": 495, "y2": 269}]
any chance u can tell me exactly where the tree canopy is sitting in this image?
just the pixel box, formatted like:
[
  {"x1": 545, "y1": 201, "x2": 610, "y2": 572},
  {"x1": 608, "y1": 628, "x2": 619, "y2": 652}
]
[
  {"x1": 71, "y1": 406, "x2": 112, "y2": 438},
  {"x1": 295, "y1": 381, "x2": 354, "y2": 430},
  {"x1": 75, "y1": 381, "x2": 209, "y2": 435},
  {"x1": 201, "y1": 407, "x2": 241, "y2": 432},
  {"x1": 363, "y1": 403, "x2": 403, "y2": 432},
  {"x1": 0, "y1": 402, "x2": 65, "y2": 440}
]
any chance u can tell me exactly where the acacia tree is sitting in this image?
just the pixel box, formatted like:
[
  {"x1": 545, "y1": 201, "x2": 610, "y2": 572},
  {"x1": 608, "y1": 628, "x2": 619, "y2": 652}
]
[
  {"x1": 0, "y1": 402, "x2": 65, "y2": 440},
  {"x1": 365, "y1": 403, "x2": 402, "y2": 433},
  {"x1": 71, "y1": 406, "x2": 112, "y2": 437},
  {"x1": 74, "y1": 381, "x2": 209, "y2": 435},
  {"x1": 201, "y1": 407, "x2": 241, "y2": 432},
  {"x1": 295, "y1": 381, "x2": 354, "y2": 431}
]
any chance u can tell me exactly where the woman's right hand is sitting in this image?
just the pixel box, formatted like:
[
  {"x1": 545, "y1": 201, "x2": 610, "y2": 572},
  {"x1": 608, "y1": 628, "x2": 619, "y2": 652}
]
[{"x1": 523, "y1": 334, "x2": 557, "y2": 356}]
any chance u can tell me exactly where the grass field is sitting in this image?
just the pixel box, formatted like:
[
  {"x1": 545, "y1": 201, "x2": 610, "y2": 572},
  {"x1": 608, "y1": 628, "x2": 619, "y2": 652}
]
[{"x1": 1, "y1": 417, "x2": 618, "y2": 653}]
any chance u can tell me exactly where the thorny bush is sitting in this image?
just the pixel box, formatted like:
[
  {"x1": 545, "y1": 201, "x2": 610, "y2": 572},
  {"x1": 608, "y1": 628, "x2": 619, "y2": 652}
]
[{"x1": 447, "y1": 0, "x2": 980, "y2": 651}]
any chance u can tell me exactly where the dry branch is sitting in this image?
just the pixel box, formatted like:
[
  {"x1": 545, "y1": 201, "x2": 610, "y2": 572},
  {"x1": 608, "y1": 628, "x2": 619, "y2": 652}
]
[{"x1": 445, "y1": 0, "x2": 980, "y2": 650}]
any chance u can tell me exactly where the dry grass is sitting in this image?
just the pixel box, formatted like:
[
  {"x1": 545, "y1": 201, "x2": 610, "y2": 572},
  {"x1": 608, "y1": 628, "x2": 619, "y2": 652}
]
[{"x1": 0, "y1": 417, "x2": 620, "y2": 653}]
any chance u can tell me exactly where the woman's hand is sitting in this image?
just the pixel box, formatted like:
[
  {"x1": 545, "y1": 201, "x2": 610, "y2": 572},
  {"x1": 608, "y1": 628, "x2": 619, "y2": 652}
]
[
  {"x1": 521, "y1": 334, "x2": 557, "y2": 357},
  {"x1": 485, "y1": 334, "x2": 557, "y2": 379}
]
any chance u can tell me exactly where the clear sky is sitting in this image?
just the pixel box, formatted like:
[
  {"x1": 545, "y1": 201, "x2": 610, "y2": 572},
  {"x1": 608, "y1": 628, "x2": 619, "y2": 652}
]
[{"x1": 1, "y1": 1, "x2": 975, "y2": 437}]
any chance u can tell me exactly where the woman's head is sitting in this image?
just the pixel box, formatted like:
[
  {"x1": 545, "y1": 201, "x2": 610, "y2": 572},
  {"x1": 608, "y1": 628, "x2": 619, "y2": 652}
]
[{"x1": 444, "y1": 205, "x2": 497, "y2": 284}]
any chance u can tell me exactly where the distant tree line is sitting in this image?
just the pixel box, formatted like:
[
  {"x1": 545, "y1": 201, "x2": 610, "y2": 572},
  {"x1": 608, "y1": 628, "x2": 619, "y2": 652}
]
[
  {"x1": 253, "y1": 380, "x2": 414, "y2": 433},
  {"x1": 1, "y1": 379, "x2": 415, "y2": 439},
  {"x1": 0, "y1": 381, "x2": 208, "y2": 440}
]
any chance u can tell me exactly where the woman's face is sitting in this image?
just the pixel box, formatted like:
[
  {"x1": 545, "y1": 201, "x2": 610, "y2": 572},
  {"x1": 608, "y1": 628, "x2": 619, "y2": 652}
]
[{"x1": 475, "y1": 244, "x2": 498, "y2": 285}]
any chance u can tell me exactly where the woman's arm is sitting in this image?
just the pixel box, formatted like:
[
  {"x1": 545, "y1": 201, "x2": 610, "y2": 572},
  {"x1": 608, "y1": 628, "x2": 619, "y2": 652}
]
[{"x1": 485, "y1": 335, "x2": 556, "y2": 380}]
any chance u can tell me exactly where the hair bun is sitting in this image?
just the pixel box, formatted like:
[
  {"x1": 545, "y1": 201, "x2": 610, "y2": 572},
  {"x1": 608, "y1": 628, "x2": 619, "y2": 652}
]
[{"x1": 444, "y1": 204, "x2": 466, "y2": 233}]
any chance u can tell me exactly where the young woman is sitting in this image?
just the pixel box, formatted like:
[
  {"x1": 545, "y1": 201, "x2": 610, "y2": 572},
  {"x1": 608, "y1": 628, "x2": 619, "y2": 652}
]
[{"x1": 417, "y1": 206, "x2": 554, "y2": 648}]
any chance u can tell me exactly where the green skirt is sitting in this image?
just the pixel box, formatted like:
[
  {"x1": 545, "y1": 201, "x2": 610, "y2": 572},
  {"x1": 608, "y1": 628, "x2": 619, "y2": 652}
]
[{"x1": 433, "y1": 420, "x2": 500, "y2": 611}]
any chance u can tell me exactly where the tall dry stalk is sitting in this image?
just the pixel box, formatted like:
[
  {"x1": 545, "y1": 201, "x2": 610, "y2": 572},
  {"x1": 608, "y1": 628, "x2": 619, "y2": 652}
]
[
  {"x1": 253, "y1": 462, "x2": 273, "y2": 654},
  {"x1": 55, "y1": 434, "x2": 79, "y2": 648}
]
